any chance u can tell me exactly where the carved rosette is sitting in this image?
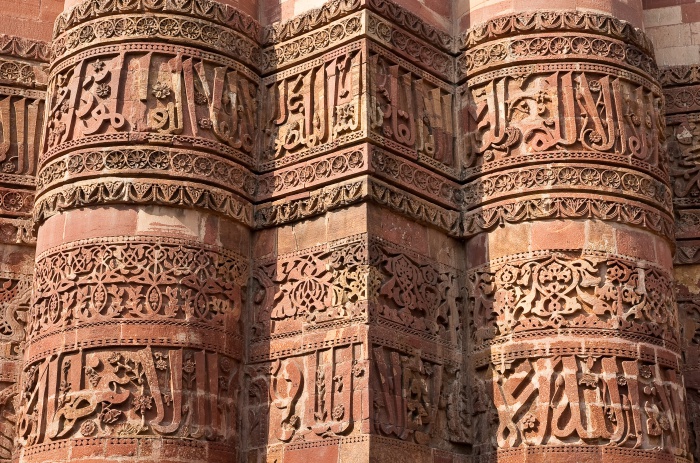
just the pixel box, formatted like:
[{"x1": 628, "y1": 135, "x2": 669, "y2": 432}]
[
  {"x1": 16, "y1": 0, "x2": 259, "y2": 461},
  {"x1": 462, "y1": 12, "x2": 687, "y2": 461}
]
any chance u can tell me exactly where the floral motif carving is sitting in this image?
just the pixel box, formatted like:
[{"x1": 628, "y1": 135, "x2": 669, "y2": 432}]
[
  {"x1": 53, "y1": 0, "x2": 260, "y2": 42},
  {"x1": 261, "y1": 14, "x2": 362, "y2": 72},
  {"x1": 29, "y1": 238, "x2": 247, "y2": 336},
  {"x1": 253, "y1": 235, "x2": 461, "y2": 343},
  {"x1": 52, "y1": 15, "x2": 260, "y2": 69},
  {"x1": 468, "y1": 251, "x2": 679, "y2": 347},
  {"x1": 366, "y1": 13, "x2": 453, "y2": 81},
  {"x1": 0, "y1": 60, "x2": 43, "y2": 88},
  {"x1": 366, "y1": 0, "x2": 453, "y2": 51},
  {"x1": 461, "y1": 11, "x2": 653, "y2": 55},
  {"x1": 370, "y1": 240, "x2": 461, "y2": 343},
  {"x1": 257, "y1": 147, "x2": 365, "y2": 200},
  {"x1": 252, "y1": 238, "x2": 367, "y2": 337},
  {"x1": 262, "y1": 0, "x2": 361, "y2": 45},
  {"x1": 36, "y1": 147, "x2": 256, "y2": 199},
  {"x1": 464, "y1": 164, "x2": 672, "y2": 212},
  {"x1": 461, "y1": 34, "x2": 657, "y2": 78}
]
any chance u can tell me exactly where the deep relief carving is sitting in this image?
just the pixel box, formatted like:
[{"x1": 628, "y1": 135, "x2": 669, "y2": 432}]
[
  {"x1": 371, "y1": 346, "x2": 467, "y2": 446},
  {"x1": 0, "y1": 382, "x2": 18, "y2": 460},
  {"x1": 245, "y1": 343, "x2": 366, "y2": 447},
  {"x1": 472, "y1": 353, "x2": 688, "y2": 455},
  {"x1": 5, "y1": 0, "x2": 685, "y2": 460},
  {"x1": 53, "y1": 0, "x2": 260, "y2": 42},
  {"x1": 261, "y1": 46, "x2": 362, "y2": 167},
  {"x1": 461, "y1": 12, "x2": 653, "y2": 55},
  {"x1": 45, "y1": 48, "x2": 258, "y2": 163},
  {"x1": 463, "y1": 194, "x2": 674, "y2": 239},
  {"x1": 366, "y1": 13, "x2": 453, "y2": 81},
  {"x1": 680, "y1": 298, "x2": 700, "y2": 462},
  {"x1": 253, "y1": 235, "x2": 461, "y2": 344},
  {"x1": 0, "y1": 35, "x2": 49, "y2": 62},
  {"x1": 36, "y1": 147, "x2": 256, "y2": 199},
  {"x1": 463, "y1": 70, "x2": 666, "y2": 176},
  {"x1": 668, "y1": 119, "x2": 700, "y2": 208},
  {"x1": 464, "y1": 164, "x2": 672, "y2": 213},
  {"x1": 0, "y1": 94, "x2": 44, "y2": 180},
  {"x1": 29, "y1": 238, "x2": 247, "y2": 337},
  {"x1": 0, "y1": 272, "x2": 31, "y2": 356},
  {"x1": 261, "y1": 14, "x2": 362, "y2": 72},
  {"x1": 18, "y1": 347, "x2": 240, "y2": 446},
  {"x1": 52, "y1": 14, "x2": 261, "y2": 69},
  {"x1": 369, "y1": 240, "x2": 461, "y2": 344},
  {"x1": 368, "y1": 48, "x2": 454, "y2": 168},
  {"x1": 251, "y1": 237, "x2": 368, "y2": 338},
  {"x1": 34, "y1": 178, "x2": 253, "y2": 225},
  {"x1": 468, "y1": 251, "x2": 679, "y2": 348}
]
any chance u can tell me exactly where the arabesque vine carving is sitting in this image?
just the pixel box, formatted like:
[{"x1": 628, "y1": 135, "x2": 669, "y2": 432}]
[
  {"x1": 468, "y1": 251, "x2": 679, "y2": 347},
  {"x1": 252, "y1": 236, "x2": 461, "y2": 343},
  {"x1": 461, "y1": 11, "x2": 653, "y2": 54},
  {"x1": 30, "y1": 238, "x2": 247, "y2": 337}
]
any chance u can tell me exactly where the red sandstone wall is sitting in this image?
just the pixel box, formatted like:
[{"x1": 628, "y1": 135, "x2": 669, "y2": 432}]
[
  {"x1": 0, "y1": 0, "x2": 62, "y2": 42},
  {"x1": 0, "y1": 0, "x2": 696, "y2": 462}
]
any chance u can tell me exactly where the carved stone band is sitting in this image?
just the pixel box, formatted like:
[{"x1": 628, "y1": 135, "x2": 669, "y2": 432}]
[{"x1": 467, "y1": 250, "x2": 679, "y2": 351}]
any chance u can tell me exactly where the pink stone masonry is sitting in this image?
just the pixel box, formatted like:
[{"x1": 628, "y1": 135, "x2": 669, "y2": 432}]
[{"x1": 0, "y1": 0, "x2": 695, "y2": 462}]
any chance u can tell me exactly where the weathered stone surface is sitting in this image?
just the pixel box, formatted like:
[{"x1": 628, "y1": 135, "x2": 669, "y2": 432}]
[{"x1": 0, "y1": 0, "x2": 695, "y2": 462}]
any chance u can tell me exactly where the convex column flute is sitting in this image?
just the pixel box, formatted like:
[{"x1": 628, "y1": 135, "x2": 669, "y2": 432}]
[
  {"x1": 17, "y1": 1, "x2": 259, "y2": 461},
  {"x1": 459, "y1": 9, "x2": 688, "y2": 462}
]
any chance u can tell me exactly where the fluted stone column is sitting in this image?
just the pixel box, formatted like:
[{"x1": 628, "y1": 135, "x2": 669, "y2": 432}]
[
  {"x1": 662, "y1": 64, "x2": 700, "y2": 462},
  {"x1": 15, "y1": 1, "x2": 259, "y2": 461},
  {"x1": 0, "y1": 35, "x2": 48, "y2": 462},
  {"x1": 459, "y1": 10, "x2": 689, "y2": 463}
]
